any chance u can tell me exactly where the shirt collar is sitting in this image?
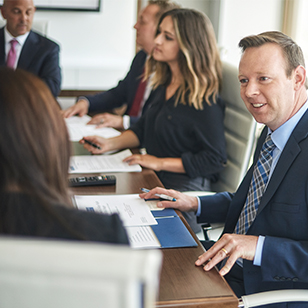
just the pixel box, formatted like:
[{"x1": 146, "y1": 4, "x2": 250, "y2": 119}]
[
  {"x1": 4, "y1": 27, "x2": 30, "y2": 47},
  {"x1": 269, "y1": 99, "x2": 308, "y2": 152}
]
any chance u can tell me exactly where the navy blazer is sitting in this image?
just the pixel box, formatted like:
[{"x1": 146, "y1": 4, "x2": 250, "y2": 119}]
[
  {"x1": 198, "y1": 109, "x2": 308, "y2": 304},
  {"x1": 87, "y1": 50, "x2": 149, "y2": 126},
  {"x1": 0, "y1": 27, "x2": 61, "y2": 97}
]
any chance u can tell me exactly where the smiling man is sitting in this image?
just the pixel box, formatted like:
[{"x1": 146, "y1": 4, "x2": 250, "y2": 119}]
[
  {"x1": 140, "y1": 31, "x2": 308, "y2": 304},
  {"x1": 0, "y1": 0, "x2": 61, "y2": 97}
]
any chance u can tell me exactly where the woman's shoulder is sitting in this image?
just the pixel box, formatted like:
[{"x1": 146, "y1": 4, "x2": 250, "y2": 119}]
[
  {"x1": 0, "y1": 192, "x2": 129, "y2": 245},
  {"x1": 51, "y1": 203, "x2": 130, "y2": 244}
]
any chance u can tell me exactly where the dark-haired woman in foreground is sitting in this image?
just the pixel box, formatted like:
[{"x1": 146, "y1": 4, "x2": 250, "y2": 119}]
[{"x1": 0, "y1": 67, "x2": 128, "y2": 244}]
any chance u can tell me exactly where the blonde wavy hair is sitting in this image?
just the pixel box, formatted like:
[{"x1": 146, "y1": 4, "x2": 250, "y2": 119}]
[{"x1": 145, "y1": 8, "x2": 222, "y2": 109}]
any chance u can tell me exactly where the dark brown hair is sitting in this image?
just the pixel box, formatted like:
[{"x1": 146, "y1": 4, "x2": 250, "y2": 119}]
[{"x1": 0, "y1": 67, "x2": 71, "y2": 207}]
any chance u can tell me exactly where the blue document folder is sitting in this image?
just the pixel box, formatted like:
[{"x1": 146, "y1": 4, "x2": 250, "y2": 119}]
[{"x1": 151, "y1": 209, "x2": 197, "y2": 248}]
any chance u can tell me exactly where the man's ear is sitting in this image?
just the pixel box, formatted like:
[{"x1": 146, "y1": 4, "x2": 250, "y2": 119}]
[
  {"x1": 293, "y1": 65, "x2": 306, "y2": 91},
  {"x1": 0, "y1": 7, "x2": 7, "y2": 20}
]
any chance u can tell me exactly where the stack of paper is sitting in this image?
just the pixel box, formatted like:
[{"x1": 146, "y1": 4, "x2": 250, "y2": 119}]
[
  {"x1": 73, "y1": 194, "x2": 197, "y2": 249},
  {"x1": 65, "y1": 115, "x2": 121, "y2": 142}
]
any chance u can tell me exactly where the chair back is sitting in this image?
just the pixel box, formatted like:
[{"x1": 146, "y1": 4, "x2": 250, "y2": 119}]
[
  {"x1": 0, "y1": 237, "x2": 162, "y2": 308},
  {"x1": 212, "y1": 61, "x2": 257, "y2": 192}
]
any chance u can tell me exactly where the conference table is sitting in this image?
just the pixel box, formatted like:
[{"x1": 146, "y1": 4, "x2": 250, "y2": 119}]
[{"x1": 70, "y1": 144, "x2": 238, "y2": 308}]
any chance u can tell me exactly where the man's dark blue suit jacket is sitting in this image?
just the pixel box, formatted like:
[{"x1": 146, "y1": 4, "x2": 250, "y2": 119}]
[
  {"x1": 198, "y1": 109, "x2": 308, "y2": 306},
  {"x1": 0, "y1": 27, "x2": 61, "y2": 97},
  {"x1": 86, "y1": 50, "x2": 149, "y2": 126}
]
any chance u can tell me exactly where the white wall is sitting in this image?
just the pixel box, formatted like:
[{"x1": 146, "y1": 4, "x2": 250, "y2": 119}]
[
  {"x1": 32, "y1": 0, "x2": 137, "y2": 90},
  {"x1": 217, "y1": 0, "x2": 284, "y2": 67}
]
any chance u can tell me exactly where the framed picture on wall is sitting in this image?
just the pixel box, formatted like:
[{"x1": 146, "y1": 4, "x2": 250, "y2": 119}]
[{"x1": 0, "y1": 0, "x2": 101, "y2": 12}]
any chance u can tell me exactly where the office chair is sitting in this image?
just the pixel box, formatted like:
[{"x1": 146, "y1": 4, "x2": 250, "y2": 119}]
[
  {"x1": 186, "y1": 61, "x2": 257, "y2": 241},
  {"x1": 0, "y1": 236, "x2": 162, "y2": 308},
  {"x1": 239, "y1": 289, "x2": 308, "y2": 307},
  {"x1": 0, "y1": 19, "x2": 48, "y2": 36},
  {"x1": 212, "y1": 61, "x2": 257, "y2": 193}
]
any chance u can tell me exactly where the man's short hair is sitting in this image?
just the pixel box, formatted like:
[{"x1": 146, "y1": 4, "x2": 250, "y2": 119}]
[
  {"x1": 148, "y1": 0, "x2": 180, "y2": 22},
  {"x1": 239, "y1": 31, "x2": 305, "y2": 78}
]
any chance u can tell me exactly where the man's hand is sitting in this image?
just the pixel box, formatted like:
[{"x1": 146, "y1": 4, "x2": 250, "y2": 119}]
[
  {"x1": 88, "y1": 113, "x2": 124, "y2": 129},
  {"x1": 195, "y1": 233, "x2": 258, "y2": 276},
  {"x1": 62, "y1": 99, "x2": 89, "y2": 118},
  {"x1": 139, "y1": 187, "x2": 199, "y2": 212}
]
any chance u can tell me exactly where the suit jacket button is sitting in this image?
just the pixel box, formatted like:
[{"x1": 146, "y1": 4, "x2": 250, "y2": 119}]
[
  {"x1": 274, "y1": 276, "x2": 280, "y2": 280},
  {"x1": 292, "y1": 277, "x2": 299, "y2": 282}
]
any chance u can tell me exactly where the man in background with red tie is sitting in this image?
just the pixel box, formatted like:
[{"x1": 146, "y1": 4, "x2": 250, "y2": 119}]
[
  {"x1": 0, "y1": 0, "x2": 61, "y2": 98},
  {"x1": 141, "y1": 31, "x2": 308, "y2": 303},
  {"x1": 62, "y1": 0, "x2": 179, "y2": 130}
]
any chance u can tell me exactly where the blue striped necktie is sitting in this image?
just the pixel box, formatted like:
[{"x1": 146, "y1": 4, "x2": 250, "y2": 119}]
[{"x1": 235, "y1": 134, "x2": 276, "y2": 235}]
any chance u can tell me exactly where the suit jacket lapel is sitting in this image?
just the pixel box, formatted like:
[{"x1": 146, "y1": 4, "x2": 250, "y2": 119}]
[
  {"x1": 257, "y1": 109, "x2": 308, "y2": 215},
  {"x1": 0, "y1": 28, "x2": 6, "y2": 66},
  {"x1": 17, "y1": 31, "x2": 38, "y2": 70}
]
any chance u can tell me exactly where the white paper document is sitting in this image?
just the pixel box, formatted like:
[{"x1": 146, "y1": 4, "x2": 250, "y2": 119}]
[
  {"x1": 73, "y1": 194, "x2": 157, "y2": 227},
  {"x1": 125, "y1": 226, "x2": 161, "y2": 249},
  {"x1": 65, "y1": 115, "x2": 121, "y2": 141},
  {"x1": 69, "y1": 149, "x2": 142, "y2": 173}
]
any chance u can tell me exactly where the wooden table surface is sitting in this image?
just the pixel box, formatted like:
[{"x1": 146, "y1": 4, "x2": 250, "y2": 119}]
[{"x1": 70, "y1": 144, "x2": 238, "y2": 307}]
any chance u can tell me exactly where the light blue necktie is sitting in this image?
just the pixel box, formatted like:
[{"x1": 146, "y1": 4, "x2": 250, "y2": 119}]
[{"x1": 235, "y1": 134, "x2": 276, "y2": 234}]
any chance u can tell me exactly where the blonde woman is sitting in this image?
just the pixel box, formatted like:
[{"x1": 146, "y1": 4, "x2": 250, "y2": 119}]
[{"x1": 81, "y1": 9, "x2": 227, "y2": 232}]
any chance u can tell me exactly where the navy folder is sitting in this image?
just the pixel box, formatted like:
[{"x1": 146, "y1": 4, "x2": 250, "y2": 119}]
[{"x1": 151, "y1": 209, "x2": 197, "y2": 248}]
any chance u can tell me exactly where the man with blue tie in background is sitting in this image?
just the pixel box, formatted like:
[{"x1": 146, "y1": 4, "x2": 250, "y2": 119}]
[
  {"x1": 0, "y1": 0, "x2": 61, "y2": 97},
  {"x1": 141, "y1": 31, "x2": 308, "y2": 305}
]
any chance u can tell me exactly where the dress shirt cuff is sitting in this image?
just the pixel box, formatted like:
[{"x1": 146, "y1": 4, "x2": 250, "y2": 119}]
[
  {"x1": 253, "y1": 235, "x2": 265, "y2": 266},
  {"x1": 123, "y1": 115, "x2": 130, "y2": 130},
  {"x1": 77, "y1": 96, "x2": 90, "y2": 108},
  {"x1": 196, "y1": 196, "x2": 201, "y2": 216}
]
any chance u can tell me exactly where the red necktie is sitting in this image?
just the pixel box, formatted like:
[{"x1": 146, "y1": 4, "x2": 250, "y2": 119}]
[
  {"x1": 129, "y1": 75, "x2": 147, "y2": 117},
  {"x1": 7, "y1": 39, "x2": 18, "y2": 69}
]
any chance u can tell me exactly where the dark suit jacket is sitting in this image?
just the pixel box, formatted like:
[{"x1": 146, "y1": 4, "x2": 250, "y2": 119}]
[
  {"x1": 87, "y1": 50, "x2": 149, "y2": 125},
  {"x1": 198, "y1": 109, "x2": 308, "y2": 304},
  {"x1": 0, "y1": 27, "x2": 61, "y2": 97}
]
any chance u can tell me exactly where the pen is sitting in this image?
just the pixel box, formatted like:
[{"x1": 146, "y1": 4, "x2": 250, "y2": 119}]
[
  {"x1": 83, "y1": 138, "x2": 102, "y2": 150},
  {"x1": 140, "y1": 188, "x2": 176, "y2": 202}
]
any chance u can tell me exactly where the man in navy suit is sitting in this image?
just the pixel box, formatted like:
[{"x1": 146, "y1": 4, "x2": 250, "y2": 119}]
[
  {"x1": 0, "y1": 0, "x2": 61, "y2": 98},
  {"x1": 140, "y1": 31, "x2": 308, "y2": 305},
  {"x1": 62, "y1": 0, "x2": 179, "y2": 130}
]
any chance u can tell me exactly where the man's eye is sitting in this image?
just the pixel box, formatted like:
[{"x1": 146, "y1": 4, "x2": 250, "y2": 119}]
[
  {"x1": 260, "y1": 77, "x2": 269, "y2": 81},
  {"x1": 239, "y1": 78, "x2": 248, "y2": 84}
]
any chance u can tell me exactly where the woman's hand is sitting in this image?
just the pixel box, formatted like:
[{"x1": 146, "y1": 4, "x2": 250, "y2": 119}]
[
  {"x1": 123, "y1": 154, "x2": 163, "y2": 171},
  {"x1": 79, "y1": 136, "x2": 111, "y2": 154}
]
